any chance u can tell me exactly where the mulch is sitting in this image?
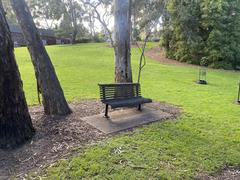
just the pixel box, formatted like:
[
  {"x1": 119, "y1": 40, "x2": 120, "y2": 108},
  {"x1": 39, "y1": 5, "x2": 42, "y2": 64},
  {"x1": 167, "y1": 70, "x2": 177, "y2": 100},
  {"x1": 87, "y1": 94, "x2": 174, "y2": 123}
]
[
  {"x1": 0, "y1": 100, "x2": 181, "y2": 180},
  {"x1": 0, "y1": 100, "x2": 106, "y2": 179},
  {"x1": 197, "y1": 167, "x2": 240, "y2": 180}
]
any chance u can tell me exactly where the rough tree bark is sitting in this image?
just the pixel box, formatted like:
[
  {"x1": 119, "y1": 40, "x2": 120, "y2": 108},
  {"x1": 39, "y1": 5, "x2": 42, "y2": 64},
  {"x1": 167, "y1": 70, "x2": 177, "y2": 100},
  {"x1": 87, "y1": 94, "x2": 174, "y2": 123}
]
[
  {"x1": 114, "y1": 0, "x2": 132, "y2": 83},
  {"x1": 0, "y1": 1, "x2": 35, "y2": 149},
  {"x1": 10, "y1": 0, "x2": 71, "y2": 115}
]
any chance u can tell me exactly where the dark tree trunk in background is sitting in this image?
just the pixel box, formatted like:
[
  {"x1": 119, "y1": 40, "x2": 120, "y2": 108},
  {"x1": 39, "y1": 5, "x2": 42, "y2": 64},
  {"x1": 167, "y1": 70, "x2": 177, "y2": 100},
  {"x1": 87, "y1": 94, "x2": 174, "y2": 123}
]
[
  {"x1": 114, "y1": 0, "x2": 132, "y2": 83},
  {"x1": 0, "y1": 1, "x2": 35, "y2": 149},
  {"x1": 72, "y1": 28, "x2": 78, "y2": 44},
  {"x1": 11, "y1": 0, "x2": 71, "y2": 115}
]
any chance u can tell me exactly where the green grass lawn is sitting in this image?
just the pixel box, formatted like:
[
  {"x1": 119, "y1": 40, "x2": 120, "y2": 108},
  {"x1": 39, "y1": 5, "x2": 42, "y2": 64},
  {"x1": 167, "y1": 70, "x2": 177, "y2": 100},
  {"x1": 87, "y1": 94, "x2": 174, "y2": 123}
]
[{"x1": 15, "y1": 43, "x2": 240, "y2": 179}]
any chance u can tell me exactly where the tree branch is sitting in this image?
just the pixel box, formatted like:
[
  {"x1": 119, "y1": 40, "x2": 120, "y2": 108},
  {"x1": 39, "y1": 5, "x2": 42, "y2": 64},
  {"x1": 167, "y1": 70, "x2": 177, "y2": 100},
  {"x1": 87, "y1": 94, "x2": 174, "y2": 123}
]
[{"x1": 83, "y1": 0, "x2": 114, "y2": 48}]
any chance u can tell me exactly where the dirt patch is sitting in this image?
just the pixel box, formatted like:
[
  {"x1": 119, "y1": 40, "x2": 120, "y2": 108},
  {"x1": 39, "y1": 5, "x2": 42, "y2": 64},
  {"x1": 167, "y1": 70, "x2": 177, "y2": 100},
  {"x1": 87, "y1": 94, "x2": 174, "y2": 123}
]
[
  {"x1": 146, "y1": 47, "x2": 199, "y2": 68},
  {"x1": 0, "y1": 100, "x2": 181, "y2": 180},
  {"x1": 198, "y1": 167, "x2": 240, "y2": 180}
]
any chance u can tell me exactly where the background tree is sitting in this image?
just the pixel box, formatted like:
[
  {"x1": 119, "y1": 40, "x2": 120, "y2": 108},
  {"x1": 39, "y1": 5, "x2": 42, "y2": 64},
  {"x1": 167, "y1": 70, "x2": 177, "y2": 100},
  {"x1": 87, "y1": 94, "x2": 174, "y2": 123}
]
[
  {"x1": 56, "y1": 11, "x2": 88, "y2": 41},
  {"x1": 160, "y1": 0, "x2": 240, "y2": 70},
  {"x1": 0, "y1": 1, "x2": 35, "y2": 149},
  {"x1": 83, "y1": 0, "x2": 114, "y2": 46},
  {"x1": 11, "y1": 0, "x2": 72, "y2": 115},
  {"x1": 114, "y1": 0, "x2": 132, "y2": 83},
  {"x1": 82, "y1": 0, "x2": 96, "y2": 38},
  {"x1": 60, "y1": 0, "x2": 85, "y2": 43},
  {"x1": 28, "y1": 0, "x2": 63, "y2": 29},
  {"x1": 2, "y1": 0, "x2": 17, "y2": 23},
  {"x1": 27, "y1": 0, "x2": 86, "y2": 42},
  {"x1": 130, "y1": 0, "x2": 165, "y2": 41}
]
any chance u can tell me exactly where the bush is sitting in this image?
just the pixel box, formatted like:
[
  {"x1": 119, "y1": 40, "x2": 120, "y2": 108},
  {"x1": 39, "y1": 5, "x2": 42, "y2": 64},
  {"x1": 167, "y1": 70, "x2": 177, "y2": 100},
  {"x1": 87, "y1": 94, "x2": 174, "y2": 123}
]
[
  {"x1": 92, "y1": 36, "x2": 105, "y2": 43},
  {"x1": 209, "y1": 61, "x2": 234, "y2": 70},
  {"x1": 76, "y1": 38, "x2": 92, "y2": 43},
  {"x1": 160, "y1": 0, "x2": 240, "y2": 70}
]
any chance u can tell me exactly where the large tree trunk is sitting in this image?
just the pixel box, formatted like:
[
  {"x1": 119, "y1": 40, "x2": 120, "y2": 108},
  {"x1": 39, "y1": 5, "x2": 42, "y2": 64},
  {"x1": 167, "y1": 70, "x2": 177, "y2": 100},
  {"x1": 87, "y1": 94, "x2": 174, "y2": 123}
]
[
  {"x1": 0, "y1": 1, "x2": 35, "y2": 149},
  {"x1": 114, "y1": 0, "x2": 132, "y2": 83},
  {"x1": 11, "y1": 0, "x2": 71, "y2": 115}
]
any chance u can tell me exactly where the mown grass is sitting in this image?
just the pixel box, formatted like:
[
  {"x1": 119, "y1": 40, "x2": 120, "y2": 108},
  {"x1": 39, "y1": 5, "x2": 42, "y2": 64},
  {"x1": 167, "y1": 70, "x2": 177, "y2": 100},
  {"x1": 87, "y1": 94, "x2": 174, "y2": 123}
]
[{"x1": 15, "y1": 43, "x2": 240, "y2": 179}]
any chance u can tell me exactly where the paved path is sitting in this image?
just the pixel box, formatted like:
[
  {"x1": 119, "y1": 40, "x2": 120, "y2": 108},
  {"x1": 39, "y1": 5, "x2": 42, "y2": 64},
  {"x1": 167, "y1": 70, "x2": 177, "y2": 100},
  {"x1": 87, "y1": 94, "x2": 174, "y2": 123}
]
[{"x1": 82, "y1": 105, "x2": 174, "y2": 134}]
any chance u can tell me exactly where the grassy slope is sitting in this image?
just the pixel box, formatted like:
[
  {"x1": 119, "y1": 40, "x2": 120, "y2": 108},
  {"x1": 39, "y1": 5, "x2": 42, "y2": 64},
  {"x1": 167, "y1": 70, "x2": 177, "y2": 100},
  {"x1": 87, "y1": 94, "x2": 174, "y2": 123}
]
[{"x1": 15, "y1": 43, "x2": 240, "y2": 179}]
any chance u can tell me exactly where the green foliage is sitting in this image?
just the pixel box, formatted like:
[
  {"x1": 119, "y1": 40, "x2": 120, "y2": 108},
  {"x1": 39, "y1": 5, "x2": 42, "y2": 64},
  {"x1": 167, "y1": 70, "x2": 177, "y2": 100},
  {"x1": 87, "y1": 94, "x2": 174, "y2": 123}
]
[
  {"x1": 14, "y1": 43, "x2": 240, "y2": 179},
  {"x1": 131, "y1": 0, "x2": 165, "y2": 40},
  {"x1": 161, "y1": 0, "x2": 240, "y2": 70},
  {"x1": 28, "y1": 0, "x2": 63, "y2": 22}
]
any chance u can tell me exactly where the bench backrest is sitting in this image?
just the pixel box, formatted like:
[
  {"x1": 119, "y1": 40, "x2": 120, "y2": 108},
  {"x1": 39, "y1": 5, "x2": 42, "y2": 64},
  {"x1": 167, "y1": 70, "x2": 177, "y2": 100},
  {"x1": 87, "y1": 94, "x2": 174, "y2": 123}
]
[{"x1": 99, "y1": 83, "x2": 141, "y2": 101}]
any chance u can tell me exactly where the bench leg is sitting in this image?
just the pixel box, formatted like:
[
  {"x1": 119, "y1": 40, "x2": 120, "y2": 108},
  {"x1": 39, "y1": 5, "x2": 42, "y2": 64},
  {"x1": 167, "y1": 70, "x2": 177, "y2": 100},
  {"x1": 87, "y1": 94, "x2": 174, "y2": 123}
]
[
  {"x1": 104, "y1": 104, "x2": 110, "y2": 118},
  {"x1": 138, "y1": 104, "x2": 142, "y2": 111}
]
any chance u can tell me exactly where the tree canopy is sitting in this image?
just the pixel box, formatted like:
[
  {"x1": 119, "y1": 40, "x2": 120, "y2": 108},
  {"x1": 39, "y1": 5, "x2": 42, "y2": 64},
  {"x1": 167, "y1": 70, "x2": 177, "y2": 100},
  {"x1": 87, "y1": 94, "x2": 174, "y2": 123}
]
[{"x1": 160, "y1": 0, "x2": 240, "y2": 70}]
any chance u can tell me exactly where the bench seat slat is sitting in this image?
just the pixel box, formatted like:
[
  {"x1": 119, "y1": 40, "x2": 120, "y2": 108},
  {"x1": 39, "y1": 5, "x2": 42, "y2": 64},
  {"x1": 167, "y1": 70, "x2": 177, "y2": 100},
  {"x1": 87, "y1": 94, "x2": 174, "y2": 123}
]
[{"x1": 103, "y1": 97, "x2": 152, "y2": 108}]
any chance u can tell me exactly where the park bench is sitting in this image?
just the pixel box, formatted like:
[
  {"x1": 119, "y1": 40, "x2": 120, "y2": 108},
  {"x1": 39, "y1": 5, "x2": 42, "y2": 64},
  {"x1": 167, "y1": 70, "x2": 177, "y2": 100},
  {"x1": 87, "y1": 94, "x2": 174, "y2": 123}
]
[{"x1": 99, "y1": 83, "x2": 152, "y2": 118}]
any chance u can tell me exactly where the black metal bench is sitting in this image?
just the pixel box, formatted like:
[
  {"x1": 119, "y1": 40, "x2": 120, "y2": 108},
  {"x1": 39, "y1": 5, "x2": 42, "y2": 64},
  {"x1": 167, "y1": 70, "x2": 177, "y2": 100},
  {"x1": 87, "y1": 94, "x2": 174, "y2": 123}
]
[{"x1": 99, "y1": 83, "x2": 152, "y2": 118}]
